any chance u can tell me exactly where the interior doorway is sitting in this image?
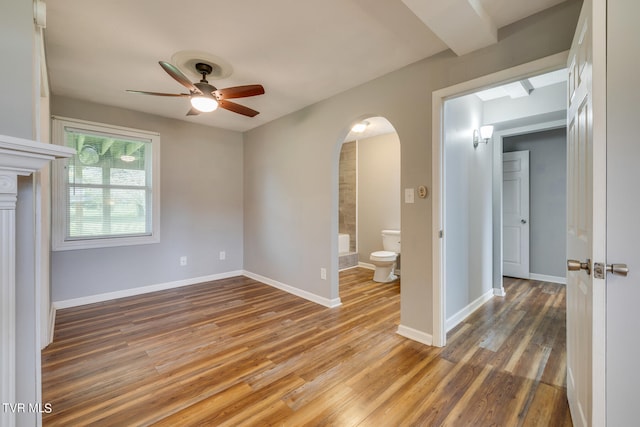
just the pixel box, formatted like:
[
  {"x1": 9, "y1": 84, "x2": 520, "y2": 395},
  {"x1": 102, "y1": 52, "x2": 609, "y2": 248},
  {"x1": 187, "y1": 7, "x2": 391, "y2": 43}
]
[
  {"x1": 336, "y1": 116, "x2": 400, "y2": 286},
  {"x1": 497, "y1": 125, "x2": 568, "y2": 288},
  {"x1": 432, "y1": 52, "x2": 568, "y2": 346}
]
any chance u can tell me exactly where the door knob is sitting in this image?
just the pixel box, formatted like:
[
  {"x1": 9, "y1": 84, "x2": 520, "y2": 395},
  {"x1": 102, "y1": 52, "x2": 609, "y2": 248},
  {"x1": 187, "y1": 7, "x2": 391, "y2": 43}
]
[
  {"x1": 521, "y1": 219, "x2": 527, "y2": 224},
  {"x1": 567, "y1": 258, "x2": 591, "y2": 275},
  {"x1": 607, "y1": 264, "x2": 629, "y2": 276},
  {"x1": 594, "y1": 262, "x2": 629, "y2": 278}
]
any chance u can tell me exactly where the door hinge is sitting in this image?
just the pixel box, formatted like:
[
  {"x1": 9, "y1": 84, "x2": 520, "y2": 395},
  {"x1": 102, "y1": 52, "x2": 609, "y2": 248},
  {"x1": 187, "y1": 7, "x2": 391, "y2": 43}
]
[{"x1": 439, "y1": 230, "x2": 443, "y2": 238}]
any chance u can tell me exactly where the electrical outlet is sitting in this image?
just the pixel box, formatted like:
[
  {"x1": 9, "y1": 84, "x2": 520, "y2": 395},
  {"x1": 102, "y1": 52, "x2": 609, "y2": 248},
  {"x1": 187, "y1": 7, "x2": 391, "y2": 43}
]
[
  {"x1": 320, "y1": 268, "x2": 327, "y2": 280},
  {"x1": 179, "y1": 256, "x2": 187, "y2": 266},
  {"x1": 219, "y1": 251, "x2": 226, "y2": 260}
]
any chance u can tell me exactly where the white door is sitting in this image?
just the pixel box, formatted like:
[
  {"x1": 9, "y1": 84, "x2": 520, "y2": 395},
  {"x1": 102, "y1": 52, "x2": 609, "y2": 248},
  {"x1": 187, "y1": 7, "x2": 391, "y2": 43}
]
[
  {"x1": 566, "y1": 0, "x2": 606, "y2": 425},
  {"x1": 503, "y1": 151, "x2": 529, "y2": 279}
]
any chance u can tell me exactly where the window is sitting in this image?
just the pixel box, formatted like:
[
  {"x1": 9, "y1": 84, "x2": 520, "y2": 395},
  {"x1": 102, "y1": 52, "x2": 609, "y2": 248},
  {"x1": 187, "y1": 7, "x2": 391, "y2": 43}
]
[{"x1": 52, "y1": 117, "x2": 160, "y2": 250}]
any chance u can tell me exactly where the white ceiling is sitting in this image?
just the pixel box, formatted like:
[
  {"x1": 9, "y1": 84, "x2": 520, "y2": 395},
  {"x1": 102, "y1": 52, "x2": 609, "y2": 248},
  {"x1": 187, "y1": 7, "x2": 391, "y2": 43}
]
[
  {"x1": 344, "y1": 116, "x2": 397, "y2": 142},
  {"x1": 44, "y1": 0, "x2": 569, "y2": 132},
  {"x1": 475, "y1": 68, "x2": 567, "y2": 101}
]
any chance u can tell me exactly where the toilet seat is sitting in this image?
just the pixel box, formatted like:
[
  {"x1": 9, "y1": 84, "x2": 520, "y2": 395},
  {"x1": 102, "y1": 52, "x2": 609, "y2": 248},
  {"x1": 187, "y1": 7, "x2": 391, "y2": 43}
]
[{"x1": 370, "y1": 250, "x2": 397, "y2": 262}]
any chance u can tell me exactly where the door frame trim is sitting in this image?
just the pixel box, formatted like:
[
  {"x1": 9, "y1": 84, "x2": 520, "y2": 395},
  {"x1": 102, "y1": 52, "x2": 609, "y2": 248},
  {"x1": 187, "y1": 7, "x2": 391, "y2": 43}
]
[{"x1": 431, "y1": 51, "x2": 568, "y2": 347}]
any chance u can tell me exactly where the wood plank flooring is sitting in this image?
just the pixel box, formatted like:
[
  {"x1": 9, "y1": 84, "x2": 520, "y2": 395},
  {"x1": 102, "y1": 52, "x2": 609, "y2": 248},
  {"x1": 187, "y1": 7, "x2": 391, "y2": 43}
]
[{"x1": 42, "y1": 270, "x2": 571, "y2": 426}]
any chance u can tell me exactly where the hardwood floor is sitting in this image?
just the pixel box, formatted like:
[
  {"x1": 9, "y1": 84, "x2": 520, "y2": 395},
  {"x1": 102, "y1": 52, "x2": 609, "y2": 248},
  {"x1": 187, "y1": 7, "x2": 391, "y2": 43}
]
[{"x1": 42, "y1": 270, "x2": 572, "y2": 426}]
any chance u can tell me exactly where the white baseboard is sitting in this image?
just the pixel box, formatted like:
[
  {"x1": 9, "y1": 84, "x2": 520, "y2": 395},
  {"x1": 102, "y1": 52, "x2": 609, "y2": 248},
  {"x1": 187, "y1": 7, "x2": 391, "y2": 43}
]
[
  {"x1": 242, "y1": 271, "x2": 342, "y2": 308},
  {"x1": 53, "y1": 270, "x2": 244, "y2": 309},
  {"x1": 357, "y1": 262, "x2": 400, "y2": 276},
  {"x1": 358, "y1": 262, "x2": 375, "y2": 270},
  {"x1": 446, "y1": 288, "x2": 494, "y2": 332},
  {"x1": 494, "y1": 286, "x2": 506, "y2": 297},
  {"x1": 338, "y1": 264, "x2": 360, "y2": 272},
  {"x1": 397, "y1": 324, "x2": 433, "y2": 346},
  {"x1": 47, "y1": 305, "x2": 56, "y2": 347},
  {"x1": 529, "y1": 273, "x2": 566, "y2": 285}
]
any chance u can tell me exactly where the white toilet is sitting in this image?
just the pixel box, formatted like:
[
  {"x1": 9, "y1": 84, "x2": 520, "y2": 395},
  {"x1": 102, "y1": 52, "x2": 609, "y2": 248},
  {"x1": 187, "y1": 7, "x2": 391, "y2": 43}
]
[{"x1": 370, "y1": 230, "x2": 400, "y2": 282}]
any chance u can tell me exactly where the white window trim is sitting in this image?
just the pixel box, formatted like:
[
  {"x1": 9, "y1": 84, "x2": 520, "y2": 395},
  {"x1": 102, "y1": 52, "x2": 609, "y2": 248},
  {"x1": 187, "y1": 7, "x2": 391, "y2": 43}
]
[{"x1": 51, "y1": 116, "x2": 161, "y2": 251}]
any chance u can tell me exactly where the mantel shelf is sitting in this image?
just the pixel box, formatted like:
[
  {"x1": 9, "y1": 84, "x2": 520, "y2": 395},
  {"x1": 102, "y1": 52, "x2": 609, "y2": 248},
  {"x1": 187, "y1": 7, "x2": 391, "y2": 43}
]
[{"x1": 0, "y1": 134, "x2": 75, "y2": 174}]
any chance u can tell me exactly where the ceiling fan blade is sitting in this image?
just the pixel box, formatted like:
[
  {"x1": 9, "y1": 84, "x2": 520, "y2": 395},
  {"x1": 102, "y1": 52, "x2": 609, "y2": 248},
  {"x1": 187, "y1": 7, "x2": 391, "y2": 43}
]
[
  {"x1": 219, "y1": 100, "x2": 260, "y2": 117},
  {"x1": 216, "y1": 85, "x2": 265, "y2": 99},
  {"x1": 126, "y1": 90, "x2": 190, "y2": 97},
  {"x1": 159, "y1": 61, "x2": 198, "y2": 92},
  {"x1": 186, "y1": 107, "x2": 201, "y2": 116}
]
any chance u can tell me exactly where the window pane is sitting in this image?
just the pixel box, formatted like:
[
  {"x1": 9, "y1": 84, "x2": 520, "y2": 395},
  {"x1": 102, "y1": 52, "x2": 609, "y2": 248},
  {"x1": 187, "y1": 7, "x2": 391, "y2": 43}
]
[
  {"x1": 110, "y1": 168, "x2": 146, "y2": 186},
  {"x1": 110, "y1": 189, "x2": 148, "y2": 235},
  {"x1": 68, "y1": 187, "x2": 104, "y2": 237}
]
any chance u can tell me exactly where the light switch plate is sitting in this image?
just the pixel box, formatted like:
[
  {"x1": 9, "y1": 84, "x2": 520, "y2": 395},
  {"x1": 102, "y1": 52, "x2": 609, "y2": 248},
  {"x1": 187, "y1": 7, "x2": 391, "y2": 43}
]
[{"x1": 405, "y1": 188, "x2": 415, "y2": 203}]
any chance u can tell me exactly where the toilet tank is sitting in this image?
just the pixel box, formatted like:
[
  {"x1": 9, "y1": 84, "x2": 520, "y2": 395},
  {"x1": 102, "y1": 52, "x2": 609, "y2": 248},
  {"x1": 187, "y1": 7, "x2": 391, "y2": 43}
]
[{"x1": 381, "y1": 230, "x2": 401, "y2": 253}]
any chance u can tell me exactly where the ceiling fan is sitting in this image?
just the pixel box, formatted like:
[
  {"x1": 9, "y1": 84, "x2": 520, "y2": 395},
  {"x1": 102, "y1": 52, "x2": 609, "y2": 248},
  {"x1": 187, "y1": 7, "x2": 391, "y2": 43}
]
[{"x1": 127, "y1": 61, "x2": 265, "y2": 117}]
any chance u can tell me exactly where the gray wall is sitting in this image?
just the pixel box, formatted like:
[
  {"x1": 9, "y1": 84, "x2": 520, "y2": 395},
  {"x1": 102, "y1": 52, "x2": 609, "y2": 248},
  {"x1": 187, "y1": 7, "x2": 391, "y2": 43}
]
[
  {"x1": 503, "y1": 128, "x2": 566, "y2": 278},
  {"x1": 243, "y1": 0, "x2": 581, "y2": 332},
  {"x1": 607, "y1": 0, "x2": 640, "y2": 424},
  {"x1": 51, "y1": 96, "x2": 244, "y2": 302},
  {"x1": 444, "y1": 94, "x2": 493, "y2": 320},
  {"x1": 0, "y1": 0, "x2": 34, "y2": 140},
  {"x1": 357, "y1": 133, "x2": 400, "y2": 264}
]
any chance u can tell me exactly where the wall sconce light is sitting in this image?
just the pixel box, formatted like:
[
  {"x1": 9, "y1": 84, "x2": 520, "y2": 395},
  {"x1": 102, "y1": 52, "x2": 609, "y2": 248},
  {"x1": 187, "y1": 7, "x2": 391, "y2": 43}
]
[{"x1": 473, "y1": 125, "x2": 494, "y2": 148}]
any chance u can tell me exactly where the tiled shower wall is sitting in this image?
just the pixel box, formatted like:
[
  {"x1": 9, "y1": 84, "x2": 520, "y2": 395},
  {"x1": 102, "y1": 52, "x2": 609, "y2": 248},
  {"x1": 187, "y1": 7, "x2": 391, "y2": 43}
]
[{"x1": 339, "y1": 141, "x2": 356, "y2": 252}]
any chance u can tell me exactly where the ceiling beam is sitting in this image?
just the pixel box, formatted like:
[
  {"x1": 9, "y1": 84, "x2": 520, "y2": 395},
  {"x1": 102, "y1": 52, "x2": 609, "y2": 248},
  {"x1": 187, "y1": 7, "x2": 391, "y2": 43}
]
[{"x1": 401, "y1": 0, "x2": 498, "y2": 56}]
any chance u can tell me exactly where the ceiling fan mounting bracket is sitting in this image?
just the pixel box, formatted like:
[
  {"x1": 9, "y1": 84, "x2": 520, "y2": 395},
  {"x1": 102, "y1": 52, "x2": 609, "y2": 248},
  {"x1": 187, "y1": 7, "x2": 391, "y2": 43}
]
[{"x1": 195, "y1": 62, "x2": 213, "y2": 77}]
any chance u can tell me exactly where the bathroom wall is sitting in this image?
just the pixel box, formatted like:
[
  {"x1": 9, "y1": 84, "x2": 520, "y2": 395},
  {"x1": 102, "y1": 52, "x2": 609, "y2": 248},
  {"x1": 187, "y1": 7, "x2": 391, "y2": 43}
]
[
  {"x1": 503, "y1": 128, "x2": 567, "y2": 280},
  {"x1": 358, "y1": 133, "x2": 400, "y2": 265},
  {"x1": 339, "y1": 141, "x2": 357, "y2": 252},
  {"x1": 444, "y1": 94, "x2": 493, "y2": 323}
]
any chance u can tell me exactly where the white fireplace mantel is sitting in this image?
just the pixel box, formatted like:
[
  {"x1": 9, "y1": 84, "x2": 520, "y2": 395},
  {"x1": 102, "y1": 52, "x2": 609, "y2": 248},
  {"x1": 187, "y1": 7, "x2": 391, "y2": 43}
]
[{"x1": 0, "y1": 134, "x2": 74, "y2": 427}]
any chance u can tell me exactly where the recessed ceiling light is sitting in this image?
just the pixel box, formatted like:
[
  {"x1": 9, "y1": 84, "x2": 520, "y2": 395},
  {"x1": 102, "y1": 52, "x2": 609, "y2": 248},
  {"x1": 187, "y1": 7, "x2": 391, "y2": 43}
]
[
  {"x1": 120, "y1": 155, "x2": 136, "y2": 162},
  {"x1": 351, "y1": 121, "x2": 369, "y2": 133}
]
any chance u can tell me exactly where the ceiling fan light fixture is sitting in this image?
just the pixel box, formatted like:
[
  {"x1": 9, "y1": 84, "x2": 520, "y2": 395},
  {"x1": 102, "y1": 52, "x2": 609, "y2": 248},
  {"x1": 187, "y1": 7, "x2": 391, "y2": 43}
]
[{"x1": 190, "y1": 95, "x2": 218, "y2": 112}]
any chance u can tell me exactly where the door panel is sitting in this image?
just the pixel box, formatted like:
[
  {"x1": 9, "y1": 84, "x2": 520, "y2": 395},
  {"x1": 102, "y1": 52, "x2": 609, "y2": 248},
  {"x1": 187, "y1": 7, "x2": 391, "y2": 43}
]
[
  {"x1": 566, "y1": 1, "x2": 600, "y2": 425},
  {"x1": 503, "y1": 151, "x2": 529, "y2": 278}
]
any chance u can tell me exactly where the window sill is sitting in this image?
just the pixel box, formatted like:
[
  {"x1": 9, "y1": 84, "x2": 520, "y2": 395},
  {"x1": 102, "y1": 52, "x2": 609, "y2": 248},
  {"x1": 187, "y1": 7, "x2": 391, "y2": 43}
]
[{"x1": 52, "y1": 234, "x2": 160, "y2": 251}]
